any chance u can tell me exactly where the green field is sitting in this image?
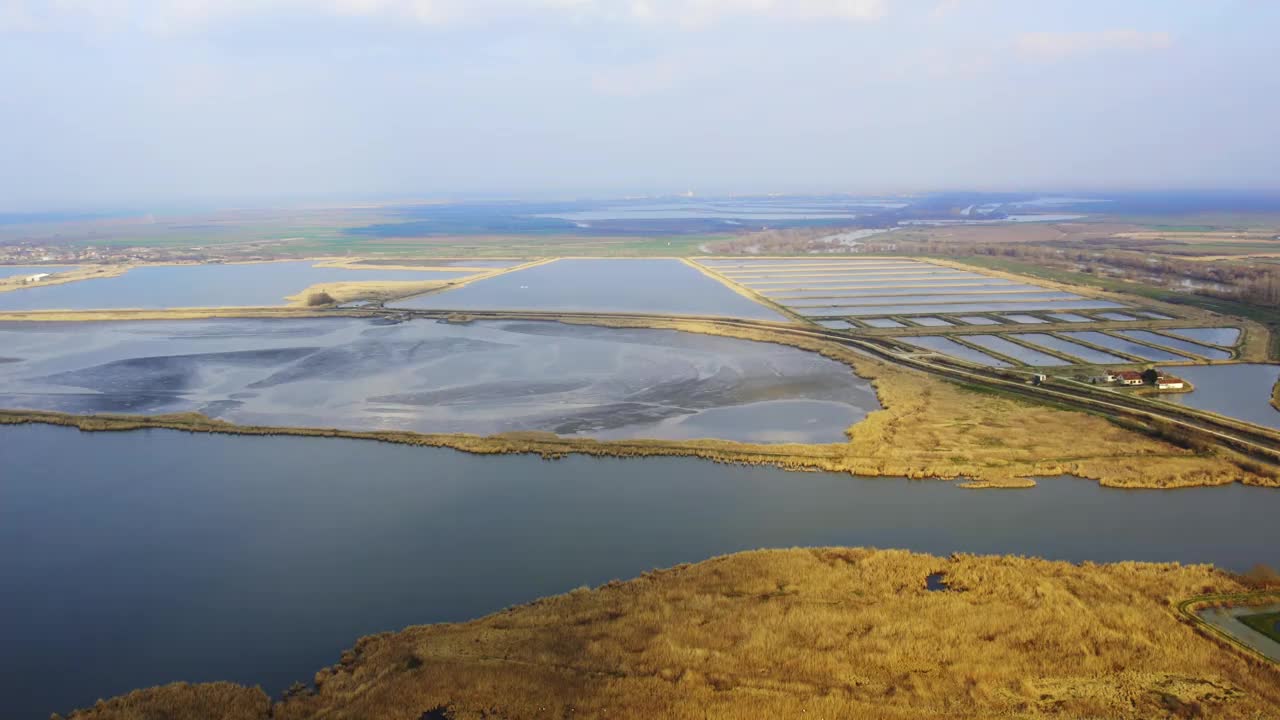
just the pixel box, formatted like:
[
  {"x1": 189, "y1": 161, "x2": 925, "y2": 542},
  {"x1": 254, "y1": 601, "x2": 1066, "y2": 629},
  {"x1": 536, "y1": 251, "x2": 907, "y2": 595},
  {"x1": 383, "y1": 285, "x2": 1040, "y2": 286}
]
[{"x1": 1240, "y1": 611, "x2": 1280, "y2": 643}]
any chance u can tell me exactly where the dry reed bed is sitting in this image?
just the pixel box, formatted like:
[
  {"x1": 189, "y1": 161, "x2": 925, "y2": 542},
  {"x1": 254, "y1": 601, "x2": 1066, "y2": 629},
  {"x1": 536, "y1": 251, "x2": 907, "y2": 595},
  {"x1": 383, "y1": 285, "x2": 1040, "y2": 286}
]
[
  {"x1": 60, "y1": 548, "x2": 1280, "y2": 720},
  {"x1": 284, "y1": 279, "x2": 455, "y2": 306},
  {"x1": 286, "y1": 257, "x2": 557, "y2": 306}
]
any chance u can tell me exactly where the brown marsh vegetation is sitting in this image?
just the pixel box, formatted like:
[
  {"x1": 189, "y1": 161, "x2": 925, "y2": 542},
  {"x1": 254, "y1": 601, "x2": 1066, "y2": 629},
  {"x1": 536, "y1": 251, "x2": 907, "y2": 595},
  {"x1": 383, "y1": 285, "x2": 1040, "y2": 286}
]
[
  {"x1": 59, "y1": 548, "x2": 1280, "y2": 720},
  {"x1": 284, "y1": 279, "x2": 455, "y2": 306}
]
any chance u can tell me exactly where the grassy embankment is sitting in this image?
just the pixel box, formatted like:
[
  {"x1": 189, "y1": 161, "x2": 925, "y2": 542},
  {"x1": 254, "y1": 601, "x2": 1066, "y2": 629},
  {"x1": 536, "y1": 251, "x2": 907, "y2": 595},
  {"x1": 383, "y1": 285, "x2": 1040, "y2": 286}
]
[
  {"x1": 0, "y1": 265, "x2": 129, "y2": 294},
  {"x1": 59, "y1": 548, "x2": 1280, "y2": 720},
  {"x1": 3, "y1": 311, "x2": 1274, "y2": 490},
  {"x1": 938, "y1": 255, "x2": 1279, "y2": 362}
]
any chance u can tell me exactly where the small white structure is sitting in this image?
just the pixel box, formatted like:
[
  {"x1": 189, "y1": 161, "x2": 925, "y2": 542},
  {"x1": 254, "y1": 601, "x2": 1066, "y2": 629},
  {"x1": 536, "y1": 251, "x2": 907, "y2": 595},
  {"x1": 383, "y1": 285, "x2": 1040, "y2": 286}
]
[
  {"x1": 1156, "y1": 376, "x2": 1186, "y2": 390},
  {"x1": 24, "y1": 273, "x2": 51, "y2": 283}
]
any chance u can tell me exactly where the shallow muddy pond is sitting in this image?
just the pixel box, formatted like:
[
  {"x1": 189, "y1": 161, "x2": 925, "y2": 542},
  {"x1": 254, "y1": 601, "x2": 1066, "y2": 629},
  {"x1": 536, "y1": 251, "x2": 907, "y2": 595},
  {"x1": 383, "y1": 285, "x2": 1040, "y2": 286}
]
[
  {"x1": 804, "y1": 300, "x2": 1124, "y2": 317},
  {"x1": 962, "y1": 335, "x2": 1070, "y2": 366},
  {"x1": 1012, "y1": 334, "x2": 1130, "y2": 365},
  {"x1": 0, "y1": 262, "x2": 473, "y2": 310},
  {"x1": 787, "y1": 292, "x2": 1078, "y2": 307},
  {"x1": 900, "y1": 336, "x2": 1011, "y2": 367},
  {"x1": 1163, "y1": 327, "x2": 1242, "y2": 347},
  {"x1": 908, "y1": 316, "x2": 954, "y2": 327},
  {"x1": 1116, "y1": 330, "x2": 1232, "y2": 360},
  {"x1": 766, "y1": 283, "x2": 1028, "y2": 299},
  {"x1": 2, "y1": 424, "x2": 1277, "y2": 719},
  {"x1": 1162, "y1": 363, "x2": 1280, "y2": 430},
  {"x1": 1061, "y1": 331, "x2": 1187, "y2": 362},
  {"x1": 393, "y1": 259, "x2": 785, "y2": 320},
  {"x1": 0, "y1": 318, "x2": 872, "y2": 443},
  {"x1": 1046, "y1": 313, "x2": 1093, "y2": 323}
]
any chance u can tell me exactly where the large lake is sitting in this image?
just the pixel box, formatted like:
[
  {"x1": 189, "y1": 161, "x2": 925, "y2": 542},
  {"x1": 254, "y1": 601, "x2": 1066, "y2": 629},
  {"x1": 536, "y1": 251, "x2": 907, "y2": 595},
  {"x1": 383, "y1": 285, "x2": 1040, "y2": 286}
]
[
  {"x1": 392, "y1": 259, "x2": 787, "y2": 320},
  {"x1": 2, "y1": 425, "x2": 1277, "y2": 719},
  {"x1": 0, "y1": 318, "x2": 873, "y2": 443},
  {"x1": 0, "y1": 262, "x2": 475, "y2": 310}
]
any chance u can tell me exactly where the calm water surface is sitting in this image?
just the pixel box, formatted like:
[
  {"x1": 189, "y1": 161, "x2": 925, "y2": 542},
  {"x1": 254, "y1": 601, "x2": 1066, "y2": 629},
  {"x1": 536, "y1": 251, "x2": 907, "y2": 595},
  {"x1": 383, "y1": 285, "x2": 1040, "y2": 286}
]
[
  {"x1": 787, "y1": 292, "x2": 1079, "y2": 307},
  {"x1": 0, "y1": 262, "x2": 473, "y2": 310},
  {"x1": 900, "y1": 336, "x2": 1011, "y2": 367},
  {"x1": 1062, "y1": 331, "x2": 1187, "y2": 362},
  {"x1": 767, "y1": 283, "x2": 1029, "y2": 298},
  {"x1": 804, "y1": 300, "x2": 1124, "y2": 317},
  {"x1": 393, "y1": 259, "x2": 786, "y2": 320},
  {"x1": 955, "y1": 316, "x2": 1001, "y2": 325},
  {"x1": 1165, "y1": 327, "x2": 1242, "y2": 347},
  {"x1": 1116, "y1": 330, "x2": 1232, "y2": 360},
  {"x1": 1002, "y1": 314, "x2": 1048, "y2": 323},
  {"x1": 1013, "y1": 334, "x2": 1130, "y2": 365},
  {"x1": 909, "y1": 316, "x2": 954, "y2": 327},
  {"x1": 963, "y1": 334, "x2": 1070, "y2": 366},
  {"x1": 1163, "y1": 364, "x2": 1280, "y2": 430},
  {"x1": 2, "y1": 425, "x2": 1277, "y2": 719}
]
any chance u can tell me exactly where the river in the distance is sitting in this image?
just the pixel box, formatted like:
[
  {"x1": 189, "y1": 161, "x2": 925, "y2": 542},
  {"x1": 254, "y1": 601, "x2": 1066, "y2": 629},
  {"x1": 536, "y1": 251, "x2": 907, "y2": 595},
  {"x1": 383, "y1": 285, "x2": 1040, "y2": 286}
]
[{"x1": 1, "y1": 424, "x2": 1278, "y2": 719}]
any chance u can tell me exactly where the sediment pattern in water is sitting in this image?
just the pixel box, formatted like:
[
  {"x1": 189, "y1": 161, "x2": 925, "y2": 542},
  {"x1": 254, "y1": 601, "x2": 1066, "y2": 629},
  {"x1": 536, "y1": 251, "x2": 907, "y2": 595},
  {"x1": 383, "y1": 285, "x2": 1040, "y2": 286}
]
[{"x1": 0, "y1": 318, "x2": 876, "y2": 443}]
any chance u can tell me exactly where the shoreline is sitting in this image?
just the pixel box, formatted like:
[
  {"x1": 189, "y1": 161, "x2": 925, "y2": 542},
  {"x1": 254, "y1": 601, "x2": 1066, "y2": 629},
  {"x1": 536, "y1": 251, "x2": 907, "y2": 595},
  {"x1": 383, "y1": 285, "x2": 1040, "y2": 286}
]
[
  {"x1": 2, "y1": 401, "x2": 1273, "y2": 490},
  {"x1": 0, "y1": 310, "x2": 1274, "y2": 489},
  {"x1": 54, "y1": 547, "x2": 1280, "y2": 720}
]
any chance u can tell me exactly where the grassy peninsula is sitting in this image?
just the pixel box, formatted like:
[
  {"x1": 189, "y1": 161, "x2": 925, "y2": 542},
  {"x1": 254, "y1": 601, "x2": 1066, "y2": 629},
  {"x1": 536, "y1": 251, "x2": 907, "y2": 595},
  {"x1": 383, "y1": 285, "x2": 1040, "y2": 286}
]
[
  {"x1": 58, "y1": 548, "x2": 1280, "y2": 720},
  {"x1": 0, "y1": 265, "x2": 130, "y2": 294}
]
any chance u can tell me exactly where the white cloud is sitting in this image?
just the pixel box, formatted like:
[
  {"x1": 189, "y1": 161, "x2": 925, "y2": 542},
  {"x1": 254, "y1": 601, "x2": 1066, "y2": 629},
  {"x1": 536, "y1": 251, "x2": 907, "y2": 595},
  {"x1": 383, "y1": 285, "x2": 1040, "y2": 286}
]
[
  {"x1": 1015, "y1": 30, "x2": 1173, "y2": 59},
  {"x1": 590, "y1": 56, "x2": 684, "y2": 96},
  {"x1": 0, "y1": 0, "x2": 887, "y2": 32},
  {"x1": 0, "y1": 1, "x2": 36, "y2": 31}
]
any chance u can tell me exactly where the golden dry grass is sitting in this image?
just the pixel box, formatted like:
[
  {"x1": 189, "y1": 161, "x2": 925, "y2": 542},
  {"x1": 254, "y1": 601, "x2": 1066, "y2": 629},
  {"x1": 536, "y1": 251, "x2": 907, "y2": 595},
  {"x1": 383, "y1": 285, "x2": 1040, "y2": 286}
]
[
  {"x1": 284, "y1": 279, "x2": 454, "y2": 306},
  {"x1": 62, "y1": 548, "x2": 1280, "y2": 720},
  {"x1": 56, "y1": 682, "x2": 269, "y2": 720},
  {"x1": 0, "y1": 264, "x2": 129, "y2": 294},
  {"x1": 286, "y1": 257, "x2": 558, "y2": 306}
]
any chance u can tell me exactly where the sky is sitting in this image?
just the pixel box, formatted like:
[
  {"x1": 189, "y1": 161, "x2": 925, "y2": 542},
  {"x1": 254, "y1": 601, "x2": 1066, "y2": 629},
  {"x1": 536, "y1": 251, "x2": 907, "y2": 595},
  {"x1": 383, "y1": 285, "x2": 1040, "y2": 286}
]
[{"x1": 1, "y1": 0, "x2": 1278, "y2": 210}]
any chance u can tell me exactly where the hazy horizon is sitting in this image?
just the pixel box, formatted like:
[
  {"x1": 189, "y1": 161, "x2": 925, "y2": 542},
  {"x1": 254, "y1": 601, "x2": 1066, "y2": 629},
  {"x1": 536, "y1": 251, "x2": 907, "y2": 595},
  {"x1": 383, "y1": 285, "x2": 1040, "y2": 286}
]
[{"x1": 3, "y1": 0, "x2": 1278, "y2": 211}]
